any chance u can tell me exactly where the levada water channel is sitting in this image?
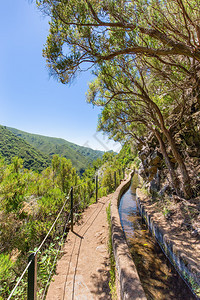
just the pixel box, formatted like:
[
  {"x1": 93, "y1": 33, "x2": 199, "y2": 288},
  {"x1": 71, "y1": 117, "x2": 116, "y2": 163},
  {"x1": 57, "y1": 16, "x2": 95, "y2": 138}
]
[{"x1": 118, "y1": 174, "x2": 196, "y2": 300}]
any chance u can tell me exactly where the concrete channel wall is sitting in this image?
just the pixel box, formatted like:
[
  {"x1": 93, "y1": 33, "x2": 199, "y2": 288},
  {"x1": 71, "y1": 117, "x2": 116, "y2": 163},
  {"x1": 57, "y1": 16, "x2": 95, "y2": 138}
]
[
  {"x1": 111, "y1": 172, "x2": 147, "y2": 300},
  {"x1": 111, "y1": 171, "x2": 200, "y2": 299},
  {"x1": 136, "y1": 189, "x2": 200, "y2": 299}
]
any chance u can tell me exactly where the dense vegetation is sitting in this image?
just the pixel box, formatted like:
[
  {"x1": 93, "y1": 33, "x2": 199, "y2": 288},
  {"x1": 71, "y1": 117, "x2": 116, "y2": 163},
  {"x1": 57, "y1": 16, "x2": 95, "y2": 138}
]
[
  {"x1": 0, "y1": 143, "x2": 134, "y2": 299},
  {"x1": 0, "y1": 126, "x2": 50, "y2": 172},
  {"x1": 37, "y1": 0, "x2": 200, "y2": 199}
]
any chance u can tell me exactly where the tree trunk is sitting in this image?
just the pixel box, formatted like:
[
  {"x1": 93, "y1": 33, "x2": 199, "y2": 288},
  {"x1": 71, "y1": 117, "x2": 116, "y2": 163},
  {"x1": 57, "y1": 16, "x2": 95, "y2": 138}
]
[
  {"x1": 154, "y1": 129, "x2": 181, "y2": 196},
  {"x1": 162, "y1": 127, "x2": 193, "y2": 199},
  {"x1": 129, "y1": 81, "x2": 193, "y2": 198},
  {"x1": 146, "y1": 96, "x2": 193, "y2": 199}
]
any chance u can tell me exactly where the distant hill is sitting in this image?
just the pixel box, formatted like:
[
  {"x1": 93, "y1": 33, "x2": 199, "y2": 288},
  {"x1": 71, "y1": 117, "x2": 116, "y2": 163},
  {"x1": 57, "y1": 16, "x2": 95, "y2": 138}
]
[
  {"x1": 0, "y1": 125, "x2": 50, "y2": 172},
  {"x1": 7, "y1": 126, "x2": 104, "y2": 172}
]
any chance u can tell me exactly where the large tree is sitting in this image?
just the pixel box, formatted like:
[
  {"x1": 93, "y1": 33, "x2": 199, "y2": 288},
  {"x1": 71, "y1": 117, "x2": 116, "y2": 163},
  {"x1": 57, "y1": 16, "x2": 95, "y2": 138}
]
[
  {"x1": 37, "y1": 0, "x2": 200, "y2": 198},
  {"x1": 37, "y1": 0, "x2": 200, "y2": 82},
  {"x1": 87, "y1": 57, "x2": 187, "y2": 196}
]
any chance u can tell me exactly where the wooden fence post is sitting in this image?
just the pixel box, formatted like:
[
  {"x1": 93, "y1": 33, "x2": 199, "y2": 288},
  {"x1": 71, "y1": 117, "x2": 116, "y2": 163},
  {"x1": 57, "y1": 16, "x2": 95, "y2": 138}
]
[
  {"x1": 70, "y1": 187, "x2": 74, "y2": 232},
  {"x1": 96, "y1": 175, "x2": 98, "y2": 203},
  {"x1": 27, "y1": 253, "x2": 37, "y2": 300}
]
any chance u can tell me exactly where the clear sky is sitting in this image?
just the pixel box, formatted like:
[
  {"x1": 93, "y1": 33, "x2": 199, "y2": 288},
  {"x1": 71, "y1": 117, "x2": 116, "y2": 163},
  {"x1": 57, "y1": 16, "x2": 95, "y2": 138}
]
[{"x1": 0, "y1": 0, "x2": 121, "y2": 152}]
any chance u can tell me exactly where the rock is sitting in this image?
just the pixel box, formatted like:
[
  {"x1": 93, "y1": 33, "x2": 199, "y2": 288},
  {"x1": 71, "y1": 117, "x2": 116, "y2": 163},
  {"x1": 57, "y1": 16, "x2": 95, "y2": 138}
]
[
  {"x1": 143, "y1": 158, "x2": 148, "y2": 168},
  {"x1": 149, "y1": 150, "x2": 163, "y2": 167},
  {"x1": 191, "y1": 229, "x2": 199, "y2": 237},
  {"x1": 139, "y1": 150, "x2": 150, "y2": 160},
  {"x1": 156, "y1": 170, "x2": 161, "y2": 190},
  {"x1": 148, "y1": 166, "x2": 158, "y2": 174},
  {"x1": 138, "y1": 162, "x2": 149, "y2": 180},
  {"x1": 149, "y1": 179, "x2": 159, "y2": 194},
  {"x1": 138, "y1": 163, "x2": 145, "y2": 176},
  {"x1": 148, "y1": 166, "x2": 158, "y2": 181},
  {"x1": 159, "y1": 185, "x2": 171, "y2": 197},
  {"x1": 148, "y1": 173, "x2": 155, "y2": 182}
]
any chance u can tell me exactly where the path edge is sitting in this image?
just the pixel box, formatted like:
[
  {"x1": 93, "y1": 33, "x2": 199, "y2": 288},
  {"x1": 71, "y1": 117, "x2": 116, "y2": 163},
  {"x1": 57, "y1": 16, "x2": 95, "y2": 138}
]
[{"x1": 110, "y1": 172, "x2": 147, "y2": 300}]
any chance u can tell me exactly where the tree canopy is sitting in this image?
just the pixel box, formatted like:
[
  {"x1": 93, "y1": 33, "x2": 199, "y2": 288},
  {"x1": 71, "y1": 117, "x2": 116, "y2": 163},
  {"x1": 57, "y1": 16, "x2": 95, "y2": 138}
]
[
  {"x1": 37, "y1": 0, "x2": 200, "y2": 82},
  {"x1": 37, "y1": 0, "x2": 200, "y2": 198}
]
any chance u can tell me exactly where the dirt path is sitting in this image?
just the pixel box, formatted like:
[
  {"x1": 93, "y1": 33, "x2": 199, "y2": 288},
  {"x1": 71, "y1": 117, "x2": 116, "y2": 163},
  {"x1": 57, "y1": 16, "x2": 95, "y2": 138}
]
[{"x1": 46, "y1": 195, "x2": 113, "y2": 300}]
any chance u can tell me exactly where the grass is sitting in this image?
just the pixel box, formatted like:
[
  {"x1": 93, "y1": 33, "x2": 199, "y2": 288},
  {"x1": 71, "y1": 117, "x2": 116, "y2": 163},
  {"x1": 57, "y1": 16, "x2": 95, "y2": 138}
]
[{"x1": 106, "y1": 202, "x2": 118, "y2": 299}]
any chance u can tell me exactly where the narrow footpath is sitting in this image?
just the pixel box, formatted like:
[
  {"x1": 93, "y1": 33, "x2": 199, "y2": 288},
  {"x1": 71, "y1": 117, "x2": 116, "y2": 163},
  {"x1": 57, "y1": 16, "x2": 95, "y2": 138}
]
[{"x1": 46, "y1": 194, "x2": 113, "y2": 300}]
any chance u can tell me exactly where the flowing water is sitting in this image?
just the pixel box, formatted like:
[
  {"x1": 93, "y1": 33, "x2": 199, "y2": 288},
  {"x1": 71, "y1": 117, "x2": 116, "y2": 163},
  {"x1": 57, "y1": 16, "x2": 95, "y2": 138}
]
[{"x1": 119, "y1": 177, "x2": 196, "y2": 300}]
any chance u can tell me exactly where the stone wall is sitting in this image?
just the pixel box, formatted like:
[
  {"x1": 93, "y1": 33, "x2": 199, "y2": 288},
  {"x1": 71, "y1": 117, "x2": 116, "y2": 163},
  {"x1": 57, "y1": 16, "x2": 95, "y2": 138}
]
[
  {"x1": 136, "y1": 189, "x2": 200, "y2": 299},
  {"x1": 111, "y1": 173, "x2": 147, "y2": 300}
]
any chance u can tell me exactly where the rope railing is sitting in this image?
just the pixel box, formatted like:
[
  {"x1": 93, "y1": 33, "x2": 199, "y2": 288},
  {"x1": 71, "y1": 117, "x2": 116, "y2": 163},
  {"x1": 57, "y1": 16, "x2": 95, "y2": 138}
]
[
  {"x1": 41, "y1": 211, "x2": 72, "y2": 300},
  {"x1": 35, "y1": 190, "x2": 71, "y2": 255},
  {"x1": 72, "y1": 175, "x2": 96, "y2": 189},
  {"x1": 7, "y1": 169, "x2": 125, "y2": 300},
  {"x1": 7, "y1": 189, "x2": 71, "y2": 300},
  {"x1": 7, "y1": 259, "x2": 32, "y2": 300}
]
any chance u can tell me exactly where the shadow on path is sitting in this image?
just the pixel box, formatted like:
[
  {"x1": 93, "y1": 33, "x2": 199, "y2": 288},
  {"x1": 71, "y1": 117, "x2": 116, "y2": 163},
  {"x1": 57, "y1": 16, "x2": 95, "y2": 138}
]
[{"x1": 60, "y1": 197, "x2": 110, "y2": 300}]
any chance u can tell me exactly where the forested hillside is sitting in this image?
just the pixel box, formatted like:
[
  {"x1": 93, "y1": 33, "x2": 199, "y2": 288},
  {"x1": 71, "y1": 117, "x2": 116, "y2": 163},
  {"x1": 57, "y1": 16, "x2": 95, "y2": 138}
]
[
  {"x1": 7, "y1": 126, "x2": 104, "y2": 173},
  {"x1": 0, "y1": 125, "x2": 50, "y2": 172}
]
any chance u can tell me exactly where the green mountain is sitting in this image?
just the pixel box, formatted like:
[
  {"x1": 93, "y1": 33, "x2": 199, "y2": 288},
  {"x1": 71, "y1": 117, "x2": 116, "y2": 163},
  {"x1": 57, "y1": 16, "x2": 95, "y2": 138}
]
[
  {"x1": 0, "y1": 125, "x2": 50, "y2": 172},
  {"x1": 7, "y1": 126, "x2": 104, "y2": 172}
]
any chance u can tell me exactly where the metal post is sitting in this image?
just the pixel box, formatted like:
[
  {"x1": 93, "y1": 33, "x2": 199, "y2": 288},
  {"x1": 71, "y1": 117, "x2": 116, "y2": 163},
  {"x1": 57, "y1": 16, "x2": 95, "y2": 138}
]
[
  {"x1": 71, "y1": 187, "x2": 74, "y2": 232},
  {"x1": 123, "y1": 168, "x2": 125, "y2": 179},
  {"x1": 96, "y1": 175, "x2": 98, "y2": 203},
  {"x1": 114, "y1": 171, "x2": 117, "y2": 190},
  {"x1": 118, "y1": 169, "x2": 121, "y2": 181},
  {"x1": 27, "y1": 253, "x2": 37, "y2": 300}
]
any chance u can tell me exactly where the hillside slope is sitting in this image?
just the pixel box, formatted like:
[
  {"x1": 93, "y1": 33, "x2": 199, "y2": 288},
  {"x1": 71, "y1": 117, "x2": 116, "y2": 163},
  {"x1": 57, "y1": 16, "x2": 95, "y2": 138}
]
[
  {"x1": 0, "y1": 125, "x2": 50, "y2": 172},
  {"x1": 7, "y1": 126, "x2": 104, "y2": 172}
]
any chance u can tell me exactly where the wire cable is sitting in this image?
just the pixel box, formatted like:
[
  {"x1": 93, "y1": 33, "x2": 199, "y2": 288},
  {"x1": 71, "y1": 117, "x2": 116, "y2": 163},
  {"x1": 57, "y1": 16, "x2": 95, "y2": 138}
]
[
  {"x1": 72, "y1": 176, "x2": 96, "y2": 190},
  {"x1": 7, "y1": 189, "x2": 71, "y2": 300},
  {"x1": 41, "y1": 212, "x2": 72, "y2": 300},
  {"x1": 36, "y1": 189, "x2": 71, "y2": 255},
  {"x1": 7, "y1": 259, "x2": 33, "y2": 300},
  {"x1": 7, "y1": 177, "x2": 99, "y2": 299}
]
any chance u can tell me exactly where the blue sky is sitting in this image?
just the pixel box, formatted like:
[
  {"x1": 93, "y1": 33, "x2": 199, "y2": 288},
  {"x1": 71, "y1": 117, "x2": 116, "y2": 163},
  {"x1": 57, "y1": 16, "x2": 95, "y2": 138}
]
[{"x1": 0, "y1": 0, "x2": 121, "y2": 152}]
